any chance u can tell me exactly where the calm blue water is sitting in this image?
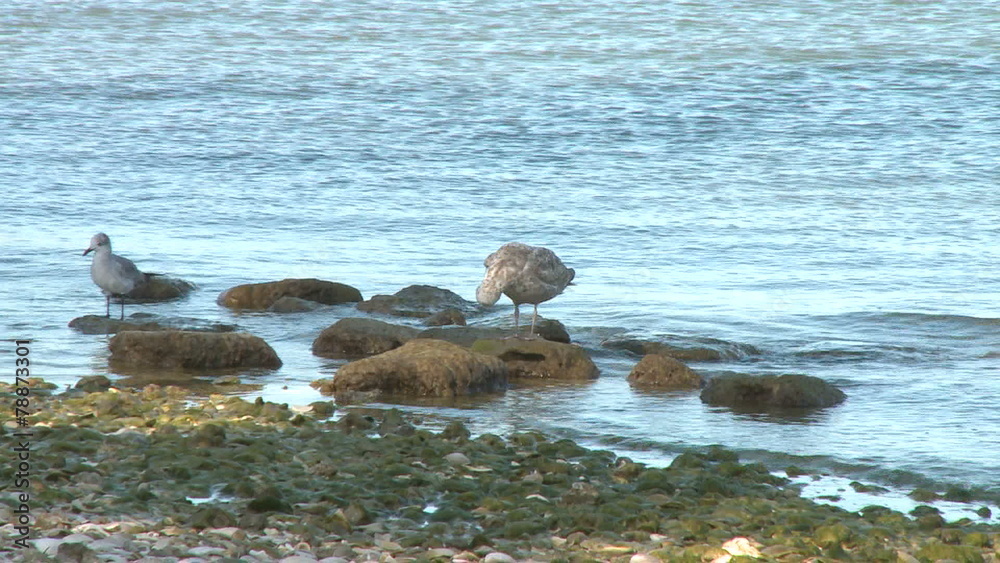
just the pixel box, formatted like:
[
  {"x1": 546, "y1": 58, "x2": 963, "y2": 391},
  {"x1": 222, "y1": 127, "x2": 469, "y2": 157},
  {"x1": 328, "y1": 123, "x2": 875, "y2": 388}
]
[{"x1": 3, "y1": 0, "x2": 999, "y2": 510}]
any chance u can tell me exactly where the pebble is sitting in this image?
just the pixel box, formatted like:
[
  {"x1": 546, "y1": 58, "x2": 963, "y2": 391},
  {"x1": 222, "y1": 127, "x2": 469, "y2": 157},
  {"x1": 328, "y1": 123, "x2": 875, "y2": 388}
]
[
  {"x1": 444, "y1": 452, "x2": 471, "y2": 466},
  {"x1": 483, "y1": 552, "x2": 517, "y2": 563}
]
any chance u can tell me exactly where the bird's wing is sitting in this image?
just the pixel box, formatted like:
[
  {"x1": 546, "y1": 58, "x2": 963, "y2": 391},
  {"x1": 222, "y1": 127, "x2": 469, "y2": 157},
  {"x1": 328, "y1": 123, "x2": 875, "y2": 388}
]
[
  {"x1": 111, "y1": 254, "x2": 145, "y2": 284},
  {"x1": 530, "y1": 247, "x2": 573, "y2": 286}
]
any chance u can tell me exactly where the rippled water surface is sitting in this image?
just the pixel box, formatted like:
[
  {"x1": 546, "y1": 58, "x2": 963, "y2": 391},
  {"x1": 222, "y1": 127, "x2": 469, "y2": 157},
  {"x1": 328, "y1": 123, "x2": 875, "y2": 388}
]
[{"x1": 3, "y1": 0, "x2": 999, "y2": 506}]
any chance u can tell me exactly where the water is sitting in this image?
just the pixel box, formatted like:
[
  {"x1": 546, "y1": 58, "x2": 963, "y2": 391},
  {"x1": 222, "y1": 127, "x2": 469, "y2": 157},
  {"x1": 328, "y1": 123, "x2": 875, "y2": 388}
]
[{"x1": 3, "y1": 0, "x2": 999, "y2": 513}]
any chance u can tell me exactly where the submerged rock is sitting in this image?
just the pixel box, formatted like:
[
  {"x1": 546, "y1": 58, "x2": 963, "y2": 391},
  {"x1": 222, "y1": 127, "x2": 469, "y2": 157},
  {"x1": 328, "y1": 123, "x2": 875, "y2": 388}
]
[
  {"x1": 471, "y1": 338, "x2": 598, "y2": 381},
  {"x1": 127, "y1": 275, "x2": 196, "y2": 302},
  {"x1": 311, "y1": 317, "x2": 420, "y2": 359},
  {"x1": 217, "y1": 278, "x2": 362, "y2": 310},
  {"x1": 628, "y1": 354, "x2": 703, "y2": 389},
  {"x1": 109, "y1": 330, "x2": 282, "y2": 371},
  {"x1": 356, "y1": 284, "x2": 477, "y2": 318},
  {"x1": 69, "y1": 313, "x2": 238, "y2": 335},
  {"x1": 315, "y1": 338, "x2": 507, "y2": 398},
  {"x1": 603, "y1": 336, "x2": 760, "y2": 362},
  {"x1": 75, "y1": 375, "x2": 112, "y2": 393},
  {"x1": 700, "y1": 373, "x2": 846, "y2": 409}
]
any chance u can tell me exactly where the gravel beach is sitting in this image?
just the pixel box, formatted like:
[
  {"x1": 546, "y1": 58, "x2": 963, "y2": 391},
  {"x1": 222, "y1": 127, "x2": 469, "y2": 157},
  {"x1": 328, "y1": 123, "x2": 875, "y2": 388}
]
[{"x1": 2, "y1": 379, "x2": 998, "y2": 562}]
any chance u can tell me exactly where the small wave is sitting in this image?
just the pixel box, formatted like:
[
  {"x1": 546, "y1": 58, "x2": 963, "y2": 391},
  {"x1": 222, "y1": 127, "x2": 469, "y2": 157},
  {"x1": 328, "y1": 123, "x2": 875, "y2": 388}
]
[{"x1": 601, "y1": 334, "x2": 761, "y2": 361}]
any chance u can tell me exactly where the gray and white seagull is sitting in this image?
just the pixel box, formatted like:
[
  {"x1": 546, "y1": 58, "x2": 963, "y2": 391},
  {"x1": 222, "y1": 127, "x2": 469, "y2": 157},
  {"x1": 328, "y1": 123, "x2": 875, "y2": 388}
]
[
  {"x1": 476, "y1": 242, "x2": 575, "y2": 336},
  {"x1": 83, "y1": 233, "x2": 151, "y2": 319}
]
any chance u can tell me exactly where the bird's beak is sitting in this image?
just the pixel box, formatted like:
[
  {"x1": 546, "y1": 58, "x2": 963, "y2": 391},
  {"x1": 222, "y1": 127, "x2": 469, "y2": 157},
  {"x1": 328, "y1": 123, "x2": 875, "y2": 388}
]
[{"x1": 83, "y1": 247, "x2": 94, "y2": 256}]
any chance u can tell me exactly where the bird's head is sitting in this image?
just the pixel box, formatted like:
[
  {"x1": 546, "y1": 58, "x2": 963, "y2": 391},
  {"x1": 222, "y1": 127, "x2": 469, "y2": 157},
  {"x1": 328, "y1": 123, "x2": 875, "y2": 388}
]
[{"x1": 84, "y1": 233, "x2": 111, "y2": 256}]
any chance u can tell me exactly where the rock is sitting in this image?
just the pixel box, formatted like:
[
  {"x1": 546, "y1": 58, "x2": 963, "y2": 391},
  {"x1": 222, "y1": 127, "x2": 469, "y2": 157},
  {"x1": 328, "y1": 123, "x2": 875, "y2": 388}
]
[
  {"x1": 471, "y1": 338, "x2": 599, "y2": 381},
  {"x1": 423, "y1": 307, "x2": 467, "y2": 327},
  {"x1": 126, "y1": 275, "x2": 196, "y2": 302},
  {"x1": 627, "y1": 354, "x2": 703, "y2": 389},
  {"x1": 356, "y1": 284, "x2": 476, "y2": 318},
  {"x1": 75, "y1": 375, "x2": 112, "y2": 393},
  {"x1": 69, "y1": 313, "x2": 238, "y2": 335},
  {"x1": 315, "y1": 339, "x2": 508, "y2": 398},
  {"x1": 418, "y1": 320, "x2": 570, "y2": 347},
  {"x1": 218, "y1": 278, "x2": 362, "y2": 310},
  {"x1": 311, "y1": 318, "x2": 420, "y2": 359},
  {"x1": 267, "y1": 296, "x2": 325, "y2": 313},
  {"x1": 699, "y1": 373, "x2": 846, "y2": 409},
  {"x1": 602, "y1": 336, "x2": 760, "y2": 361},
  {"x1": 109, "y1": 331, "x2": 282, "y2": 371}
]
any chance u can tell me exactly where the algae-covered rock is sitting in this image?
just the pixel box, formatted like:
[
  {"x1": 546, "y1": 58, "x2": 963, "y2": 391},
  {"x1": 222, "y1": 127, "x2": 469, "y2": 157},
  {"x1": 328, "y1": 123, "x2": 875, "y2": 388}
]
[
  {"x1": 311, "y1": 317, "x2": 420, "y2": 359},
  {"x1": 317, "y1": 339, "x2": 508, "y2": 398},
  {"x1": 627, "y1": 353, "x2": 703, "y2": 389},
  {"x1": 471, "y1": 338, "x2": 598, "y2": 381},
  {"x1": 217, "y1": 278, "x2": 362, "y2": 310},
  {"x1": 700, "y1": 373, "x2": 845, "y2": 409},
  {"x1": 109, "y1": 330, "x2": 282, "y2": 371},
  {"x1": 356, "y1": 284, "x2": 476, "y2": 318}
]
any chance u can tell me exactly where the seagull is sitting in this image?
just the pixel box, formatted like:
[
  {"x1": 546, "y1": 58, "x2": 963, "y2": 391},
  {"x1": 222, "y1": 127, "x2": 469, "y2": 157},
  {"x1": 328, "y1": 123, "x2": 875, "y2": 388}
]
[
  {"x1": 476, "y1": 242, "x2": 575, "y2": 336},
  {"x1": 83, "y1": 233, "x2": 151, "y2": 319}
]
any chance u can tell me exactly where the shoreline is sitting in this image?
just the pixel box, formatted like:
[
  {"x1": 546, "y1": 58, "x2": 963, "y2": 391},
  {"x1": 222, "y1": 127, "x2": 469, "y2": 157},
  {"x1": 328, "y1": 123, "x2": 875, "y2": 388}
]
[{"x1": 2, "y1": 380, "x2": 998, "y2": 562}]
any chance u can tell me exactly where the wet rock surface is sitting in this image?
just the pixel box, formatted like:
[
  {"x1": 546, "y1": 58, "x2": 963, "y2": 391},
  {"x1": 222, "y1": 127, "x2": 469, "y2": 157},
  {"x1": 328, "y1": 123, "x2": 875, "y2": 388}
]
[
  {"x1": 109, "y1": 330, "x2": 282, "y2": 371},
  {"x1": 69, "y1": 313, "x2": 238, "y2": 335},
  {"x1": 2, "y1": 379, "x2": 995, "y2": 563},
  {"x1": 311, "y1": 317, "x2": 421, "y2": 359},
  {"x1": 356, "y1": 284, "x2": 477, "y2": 318},
  {"x1": 700, "y1": 373, "x2": 847, "y2": 409},
  {"x1": 217, "y1": 278, "x2": 363, "y2": 310},
  {"x1": 471, "y1": 338, "x2": 599, "y2": 381},
  {"x1": 314, "y1": 338, "x2": 509, "y2": 398},
  {"x1": 627, "y1": 353, "x2": 703, "y2": 389}
]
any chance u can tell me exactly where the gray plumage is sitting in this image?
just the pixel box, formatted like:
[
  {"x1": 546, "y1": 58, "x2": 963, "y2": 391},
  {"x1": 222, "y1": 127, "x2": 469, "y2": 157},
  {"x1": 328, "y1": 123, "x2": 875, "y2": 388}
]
[
  {"x1": 83, "y1": 233, "x2": 150, "y2": 319},
  {"x1": 476, "y1": 242, "x2": 575, "y2": 336}
]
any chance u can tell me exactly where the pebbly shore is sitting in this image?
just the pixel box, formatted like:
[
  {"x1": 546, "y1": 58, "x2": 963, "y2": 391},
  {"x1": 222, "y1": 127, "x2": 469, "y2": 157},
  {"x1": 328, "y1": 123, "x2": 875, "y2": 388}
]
[{"x1": 1, "y1": 379, "x2": 998, "y2": 562}]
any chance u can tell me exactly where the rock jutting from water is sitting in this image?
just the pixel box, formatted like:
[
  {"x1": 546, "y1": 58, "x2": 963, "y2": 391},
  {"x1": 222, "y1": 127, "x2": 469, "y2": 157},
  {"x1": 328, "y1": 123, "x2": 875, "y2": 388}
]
[
  {"x1": 700, "y1": 373, "x2": 847, "y2": 409},
  {"x1": 627, "y1": 353, "x2": 703, "y2": 389},
  {"x1": 356, "y1": 284, "x2": 477, "y2": 318},
  {"x1": 311, "y1": 317, "x2": 421, "y2": 359},
  {"x1": 471, "y1": 338, "x2": 599, "y2": 381},
  {"x1": 217, "y1": 278, "x2": 363, "y2": 310},
  {"x1": 109, "y1": 330, "x2": 283, "y2": 371},
  {"x1": 418, "y1": 318, "x2": 570, "y2": 347},
  {"x1": 313, "y1": 338, "x2": 508, "y2": 398},
  {"x1": 124, "y1": 274, "x2": 196, "y2": 302}
]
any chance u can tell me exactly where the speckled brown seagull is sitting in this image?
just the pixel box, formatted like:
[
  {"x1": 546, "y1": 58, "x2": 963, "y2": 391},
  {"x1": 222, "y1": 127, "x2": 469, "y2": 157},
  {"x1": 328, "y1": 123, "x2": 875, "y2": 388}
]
[{"x1": 476, "y1": 242, "x2": 575, "y2": 336}]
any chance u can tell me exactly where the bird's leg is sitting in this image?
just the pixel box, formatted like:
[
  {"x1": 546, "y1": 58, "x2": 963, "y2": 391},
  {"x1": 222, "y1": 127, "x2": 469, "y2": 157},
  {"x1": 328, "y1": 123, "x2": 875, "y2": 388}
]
[
  {"x1": 105, "y1": 295, "x2": 111, "y2": 318},
  {"x1": 513, "y1": 304, "x2": 520, "y2": 336},
  {"x1": 119, "y1": 296, "x2": 125, "y2": 320},
  {"x1": 530, "y1": 304, "x2": 539, "y2": 335}
]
